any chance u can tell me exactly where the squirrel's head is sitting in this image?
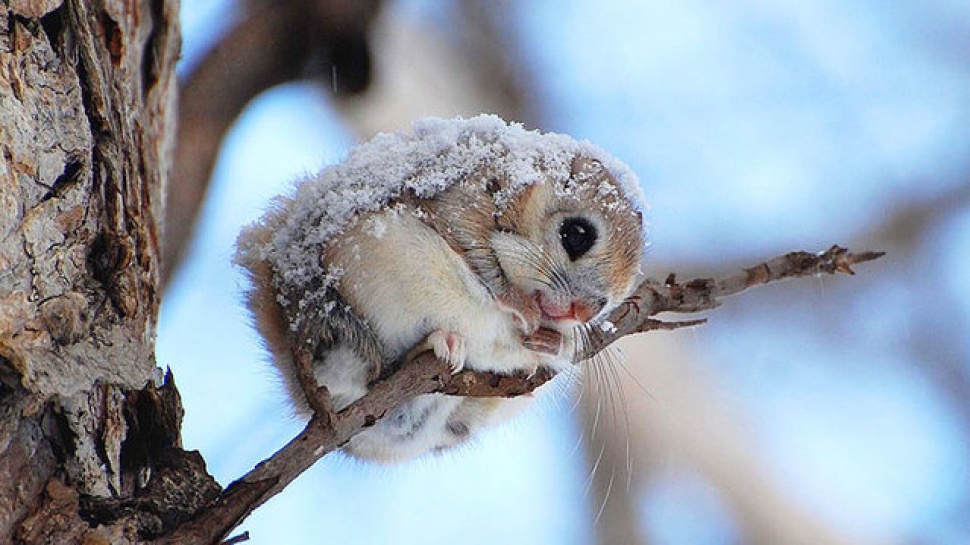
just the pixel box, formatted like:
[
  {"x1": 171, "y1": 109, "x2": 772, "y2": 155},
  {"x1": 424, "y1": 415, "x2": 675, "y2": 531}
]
[{"x1": 490, "y1": 156, "x2": 645, "y2": 332}]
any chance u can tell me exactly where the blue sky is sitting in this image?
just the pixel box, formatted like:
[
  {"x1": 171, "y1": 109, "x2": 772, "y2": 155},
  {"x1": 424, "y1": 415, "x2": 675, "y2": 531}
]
[{"x1": 162, "y1": 1, "x2": 970, "y2": 543}]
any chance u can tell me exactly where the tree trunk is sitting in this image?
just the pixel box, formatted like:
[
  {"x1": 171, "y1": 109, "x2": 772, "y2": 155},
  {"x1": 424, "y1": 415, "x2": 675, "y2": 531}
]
[{"x1": 0, "y1": 0, "x2": 201, "y2": 542}]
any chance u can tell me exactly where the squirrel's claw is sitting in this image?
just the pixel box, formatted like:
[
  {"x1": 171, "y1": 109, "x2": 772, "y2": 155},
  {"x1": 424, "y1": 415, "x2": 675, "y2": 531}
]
[{"x1": 426, "y1": 329, "x2": 467, "y2": 373}]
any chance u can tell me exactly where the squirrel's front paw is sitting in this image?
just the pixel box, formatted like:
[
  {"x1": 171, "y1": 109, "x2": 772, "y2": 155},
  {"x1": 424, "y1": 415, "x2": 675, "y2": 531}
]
[
  {"x1": 497, "y1": 287, "x2": 542, "y2": 335},
  {"x1": 427, "y1": 329, "x2": 467, "y2": 373},
  {"x1": 523, "y1": 327, "x2": 562, "y2": 357}
]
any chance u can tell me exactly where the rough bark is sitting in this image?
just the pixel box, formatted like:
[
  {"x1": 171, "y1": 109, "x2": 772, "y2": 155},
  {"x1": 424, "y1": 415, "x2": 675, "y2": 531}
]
[{"x1": 0, "y1": 0, "x2": 186, "y2": 541}]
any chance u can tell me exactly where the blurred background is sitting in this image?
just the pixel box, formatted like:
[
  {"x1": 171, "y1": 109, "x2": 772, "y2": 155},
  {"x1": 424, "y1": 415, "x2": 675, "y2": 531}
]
[{"x1": 158, "y1": 0, "x2": 970, "y2": 543}]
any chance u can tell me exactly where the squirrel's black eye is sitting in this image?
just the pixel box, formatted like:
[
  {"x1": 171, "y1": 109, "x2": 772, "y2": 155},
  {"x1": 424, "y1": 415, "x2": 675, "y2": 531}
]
[{"x1": 559, "y1": 217, "x2": 597, "y2": 260}]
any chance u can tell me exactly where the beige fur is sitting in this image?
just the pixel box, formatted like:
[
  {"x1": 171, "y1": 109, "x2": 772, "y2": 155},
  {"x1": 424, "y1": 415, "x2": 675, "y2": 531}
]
[{"x1": 238, "y1": 152, "x2": 645, "y2": 463}]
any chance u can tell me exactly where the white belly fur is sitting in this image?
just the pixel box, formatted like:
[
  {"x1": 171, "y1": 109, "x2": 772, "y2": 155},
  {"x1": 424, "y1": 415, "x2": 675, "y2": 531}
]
[{"x1": 329, "y1": 207, "x2": 568, "y2": 462}]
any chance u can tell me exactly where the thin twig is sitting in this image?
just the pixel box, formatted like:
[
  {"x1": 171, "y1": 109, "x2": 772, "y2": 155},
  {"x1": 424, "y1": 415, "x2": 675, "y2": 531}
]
[
  {"x1": 577, "y1": 245, "x2": 884, "y2": 359},
  {"x1": 158, "y1": 351, "x2": 451, "y2": 544},
  {"x1": 637, "y1": 317, "x2": 708, "y2": 332},
  {"x1": 293, "y1": 347, "x2": 336, "y2": 424},
  {"x1": 221, "y1": 532, "x2": 250, "y2": 545}
]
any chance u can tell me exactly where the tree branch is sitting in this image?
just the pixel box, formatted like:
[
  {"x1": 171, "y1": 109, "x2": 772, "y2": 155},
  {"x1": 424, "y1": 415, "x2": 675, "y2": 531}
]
[
  {"x1": 577, "y1": 244, "x2": 885, "y2": 359},
  {"x1": 160, "y1": 244, "x2": 882, "y2": 544}
]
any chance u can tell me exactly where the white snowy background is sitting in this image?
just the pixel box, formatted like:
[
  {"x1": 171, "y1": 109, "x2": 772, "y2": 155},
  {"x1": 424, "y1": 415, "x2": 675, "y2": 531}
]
[{"x1": 159, "y1": 1, "x2": 970, "y2": 543}]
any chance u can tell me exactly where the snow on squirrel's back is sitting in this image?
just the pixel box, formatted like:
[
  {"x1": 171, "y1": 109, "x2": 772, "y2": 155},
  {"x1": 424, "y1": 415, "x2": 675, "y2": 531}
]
[{"x1": 236, "y1": 114, "x2": 643, "y2": 318}]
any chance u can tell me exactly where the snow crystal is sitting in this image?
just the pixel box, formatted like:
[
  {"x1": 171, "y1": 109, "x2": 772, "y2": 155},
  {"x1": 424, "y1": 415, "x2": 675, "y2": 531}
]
[
  {"x1": 364, "y1": 217, "x2": 387, "y2": 239},
  {"x1": 237, "y1": 114, "x2": 645, "y2": 323},
  {"x1": 599, "y1": 320, "x2": 618, "y2": 333}
]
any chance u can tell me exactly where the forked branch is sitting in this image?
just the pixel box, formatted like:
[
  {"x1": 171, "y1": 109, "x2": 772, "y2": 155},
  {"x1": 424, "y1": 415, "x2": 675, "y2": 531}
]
[{"x1": 577, "y1": 244, "x2": 885, "y2": 359}]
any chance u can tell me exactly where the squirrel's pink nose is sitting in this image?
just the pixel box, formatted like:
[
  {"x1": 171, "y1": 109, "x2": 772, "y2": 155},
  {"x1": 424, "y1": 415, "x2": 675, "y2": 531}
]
[
  {"x1": 570, "y1": 301, "x2": 596, "y2": 323},
  {"x1": 537, "y1": 293, "x2": 598, "y2": 324}
]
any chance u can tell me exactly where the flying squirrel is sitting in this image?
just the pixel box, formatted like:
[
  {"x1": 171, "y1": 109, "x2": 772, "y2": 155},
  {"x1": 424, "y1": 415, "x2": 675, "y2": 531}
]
[{"x1": 235, "y1": 115, "x2": 646, "y2": 463}]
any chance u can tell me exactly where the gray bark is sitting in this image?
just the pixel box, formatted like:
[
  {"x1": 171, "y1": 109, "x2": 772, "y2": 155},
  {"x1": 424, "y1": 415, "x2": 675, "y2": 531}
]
[{"x1": 0, "y1": 0, "x2": 207, "y2": 542}]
